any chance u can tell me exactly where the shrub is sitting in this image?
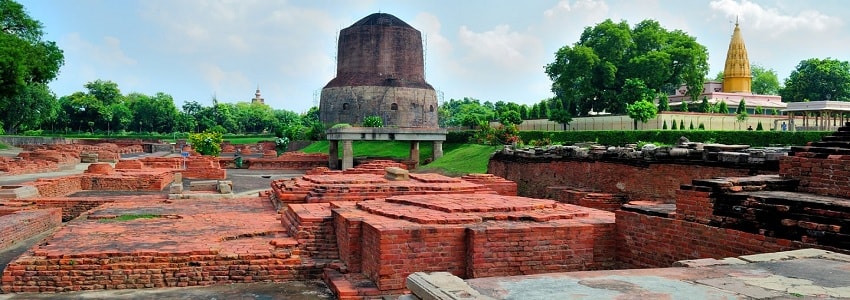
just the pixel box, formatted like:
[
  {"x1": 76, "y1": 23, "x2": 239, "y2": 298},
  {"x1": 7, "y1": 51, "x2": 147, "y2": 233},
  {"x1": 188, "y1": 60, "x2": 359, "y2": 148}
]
[
  {"x1": 275, "y1": 136, "x2": 290, "y2": 152},
  {"x1": 756, "y1": 121, "x2": 764, "y2": 131},
  {"x1": 679, "y1": 120, "x2": 685, "y2": 130},
  {"x1": 698, "y1": 123, "x2": 705, "y2": 130},
  {"x1": 689, "y1": 120, "x2": 694, "y2": 130},
  {"x1": 671, "y1": 120, "x2": 678, "y2": 130},
  {"x1": 662, "y1": 120, "x2": 668, "y2": 130},
  {"x1": 188, "y1": 130, "x2": 224, "y2": 156},
  {"x1": 363, "y1": 116, "x2": 383, "y2": 127}
]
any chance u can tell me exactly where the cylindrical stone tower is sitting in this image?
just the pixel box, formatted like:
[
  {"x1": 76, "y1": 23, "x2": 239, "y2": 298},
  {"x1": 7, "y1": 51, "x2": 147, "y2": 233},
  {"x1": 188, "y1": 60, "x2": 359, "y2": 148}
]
[{"x1": 320, "y1": 13, "x2": 439, "y2": 128}]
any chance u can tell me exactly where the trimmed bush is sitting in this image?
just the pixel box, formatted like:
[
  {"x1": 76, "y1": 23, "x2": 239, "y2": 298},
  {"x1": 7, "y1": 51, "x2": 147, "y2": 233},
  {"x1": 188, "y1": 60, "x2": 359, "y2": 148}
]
[{"x1": 515, "y1": 130, "x2": 830, "y2": 147}]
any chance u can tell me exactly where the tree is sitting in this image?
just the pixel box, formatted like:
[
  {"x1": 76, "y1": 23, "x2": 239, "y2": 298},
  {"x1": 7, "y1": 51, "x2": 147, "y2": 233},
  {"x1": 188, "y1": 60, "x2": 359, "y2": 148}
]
[
  {"x1": 657, "y1": 93, "x2": 669, "y2": 111},
  {"x1": 548, "y1": 109, "x2": 573, "y2": 130},
  {"x1": 750, "y1": 64, "x2": 781, "y2": 95},
  {"x1": 0, "y1": 0, "x2": 65, "y2": 133},
  {"x1": 545, "y1": 19, "x2": 709, "y2": 116},
  {"x1": 626, "y1": 99, "x2": 658, "y2": 130},
  {"x1": 128, "y1": 92, "x2": 179, "y2": 133},
  {"x1": 754, "y1": 106, "x2": 764, "y2": 115},
  {"x1": 736, "y1": 99, "x2": 749, "y2": 129},
  {"x1": 500, "y1": 110, "x2": 522, "y2": 126},
  {"x1": 671, "y1": 120, "x2": 678, "y2": 130},
  {"x1": 699, "y1": 96, "x2": 710, "y2": 113},
  {"x1": 781, "y1": 58, "x2": 850, "y2": 102},
  {"x1": 717, "y1": 101, "x2": 729, "y2": 114},
  {"x1": 679, "y1": 119, "x2": 684, "y2": 129},
  {"x1": 0, "y1": 83, "x2": 56, "y2": 133},
  {"x1": 662, "y1": 120, "x2": 668, "y2": 129},
  {"x1": 679, "y1": 101, "x2": 688, "y2": 112}
]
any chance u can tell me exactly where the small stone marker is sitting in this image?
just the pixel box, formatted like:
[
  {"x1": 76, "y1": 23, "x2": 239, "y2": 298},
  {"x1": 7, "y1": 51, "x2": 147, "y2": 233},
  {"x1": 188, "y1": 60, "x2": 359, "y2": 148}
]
[{"x1": 384, "y1": 167, "x2": 409, "y2": 181}]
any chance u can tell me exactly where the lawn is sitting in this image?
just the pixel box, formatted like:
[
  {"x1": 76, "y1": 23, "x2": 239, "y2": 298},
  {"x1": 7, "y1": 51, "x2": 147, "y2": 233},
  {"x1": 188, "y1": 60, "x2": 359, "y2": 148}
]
[{"x1": 300, "y1": 141, "x2": 502, "y2": 176}]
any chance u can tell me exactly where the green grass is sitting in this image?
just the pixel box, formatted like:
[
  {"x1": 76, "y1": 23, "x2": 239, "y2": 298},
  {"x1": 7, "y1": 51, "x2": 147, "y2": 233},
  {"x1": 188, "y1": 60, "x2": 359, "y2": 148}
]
[
  {"x1": 300, "y1": 141, "x2": 434, "y2": 160},
  {"x1": 98, "y1": 214, "x2": 159, "y2": 222},
  {"x1": 225, "y1": 136, "x2": 276, "y2": 144},
  {"x1": 416, "y1": 144, "x2": 503, "y2": 176},
  {"x1": 300, "y1": 141, "x2": 502, "y2": 176}
]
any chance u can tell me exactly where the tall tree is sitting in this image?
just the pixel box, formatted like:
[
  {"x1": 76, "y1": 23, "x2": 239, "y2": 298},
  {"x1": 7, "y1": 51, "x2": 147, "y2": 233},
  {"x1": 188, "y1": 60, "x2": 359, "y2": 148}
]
[
  {"x1": 781, "y1": 58, "x2": 850, "y2": 102},
  {"x1": 622, "y1": 78, "x2": 657, "y2": 130},
  {"x1": 546, "y1": 19, "x2": 708, "y2": 116},
  {"x1": 750, "y1": 64, "x2": 781, "y2": 95},
  {"x1": 0, "y1": 0, "x2": 64, "y2": 133}
]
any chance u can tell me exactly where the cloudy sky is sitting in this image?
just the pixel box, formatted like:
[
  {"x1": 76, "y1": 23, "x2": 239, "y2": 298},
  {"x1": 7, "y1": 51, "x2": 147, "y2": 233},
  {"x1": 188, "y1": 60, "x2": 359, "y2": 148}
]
[{"x1": 21, "y1": 0, "x2": 850, "y2": 113}]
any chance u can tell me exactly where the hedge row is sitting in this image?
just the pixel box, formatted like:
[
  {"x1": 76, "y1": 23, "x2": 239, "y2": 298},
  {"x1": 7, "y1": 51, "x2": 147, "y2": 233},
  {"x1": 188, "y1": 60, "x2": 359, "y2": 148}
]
[{"x1": 448, "y1": 130, "x2": 832, "y2": 148}]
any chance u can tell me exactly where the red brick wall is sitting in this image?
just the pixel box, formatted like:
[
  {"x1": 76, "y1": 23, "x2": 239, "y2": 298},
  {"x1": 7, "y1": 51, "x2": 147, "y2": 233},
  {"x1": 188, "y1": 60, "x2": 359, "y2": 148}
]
[
  {"x1": 27, "y1": 198, "x2": 115, "y2": 222},
  {"x1": 781, "y1": 154, "x2": 850, "y2": 198},
  {"x1": 360, "y1": 224, "x2": 467, "y2": 291},
  {"x1": 489, "y1": 160, "x2": 761, "y2": 202},
  {"x1": 1, "y1": 252, "x2": 324, "y2": 292},
  {"x1": 466, "y1": 223, "x2": 616, "y2": 278},
  {"x1": 281, "y1": 204, "x2": 338, "y2": 259},
  {"x1": 27, "y1": 176, "x2": 83, "y2": 197},
  {"x1": 0, "y1": 209, "x2": 61, "y2": 249},
  {"x1": 615, "y1": 210, "x2": 805, "y2": 268},
  {"x1": 80, "y1": 173, "x2": 174, "y2": 191},
  {"x1": 334, "y1": 212, "x2": 363, "y2": 272}
]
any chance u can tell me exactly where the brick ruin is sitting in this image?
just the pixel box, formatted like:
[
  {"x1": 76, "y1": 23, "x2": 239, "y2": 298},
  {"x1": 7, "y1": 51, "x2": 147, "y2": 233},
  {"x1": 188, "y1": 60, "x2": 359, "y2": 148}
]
[{"x1": 1, "y1": 128, "x2": 850, "y2": 299}]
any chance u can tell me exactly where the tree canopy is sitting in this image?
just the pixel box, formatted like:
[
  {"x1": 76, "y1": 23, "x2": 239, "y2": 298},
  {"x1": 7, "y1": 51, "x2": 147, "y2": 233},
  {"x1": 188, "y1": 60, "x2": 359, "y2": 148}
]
[
  {"x1": 781, "y1": 58, "x2": 850, "y2": 102},
  {"x1": 545, "y1": 19, "x2": 708, "y2": 117},
  {"x1": 0, "y1": 0, "x2": 64, "y2": 133}
]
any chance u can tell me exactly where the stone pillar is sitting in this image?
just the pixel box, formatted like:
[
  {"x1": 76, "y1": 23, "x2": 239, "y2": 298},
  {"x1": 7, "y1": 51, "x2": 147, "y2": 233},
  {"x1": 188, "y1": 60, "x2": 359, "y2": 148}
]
[
  {"x1": 329, "y1": 140, "x2": 339, "y2": 170},
  {"x1": 432, "y1": 141, "x2": 443, "y2": 161},
  {"x1": 409, "y1": 141, "x2": 420, "y2": 167},
  {"x1": 342, "y1": 140, "x2": 354, "y2": 170}
]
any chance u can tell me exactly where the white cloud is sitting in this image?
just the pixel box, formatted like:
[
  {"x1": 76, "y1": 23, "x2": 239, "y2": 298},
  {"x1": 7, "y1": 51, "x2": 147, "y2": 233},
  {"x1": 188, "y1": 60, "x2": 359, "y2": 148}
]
[
  {"x1": 62, "y1": 33, "x2": 136, "y2": 67},
  {"x1": 544, "y1": 0, "x2": 609, "y2": 20},
  {"x1": 709, "y1": 0, "x2": 843, "y2": 35},
  {"x1": 198, "y1": 63, "x2": 250, "y2": 92},
  {"x1": 458, "y1": 24, "x2": 543, "y2": 72}
]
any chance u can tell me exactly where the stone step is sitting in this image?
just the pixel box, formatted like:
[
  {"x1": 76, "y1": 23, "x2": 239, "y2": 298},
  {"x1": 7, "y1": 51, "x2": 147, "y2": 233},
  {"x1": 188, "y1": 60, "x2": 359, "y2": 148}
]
[{"x1": 810, "y1": 141, "x2": 850, "y2": 148}]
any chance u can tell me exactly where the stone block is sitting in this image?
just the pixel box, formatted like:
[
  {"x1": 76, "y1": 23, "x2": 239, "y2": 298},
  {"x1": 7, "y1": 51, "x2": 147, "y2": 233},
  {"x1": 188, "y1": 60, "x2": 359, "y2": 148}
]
[
  {"x1": 188, "y1": 180, "x2": 218, "y2": 192},
  {"x1": 406, "y1": 272, "x2": 494, "y2": 300},
  {"x1": 169, "y1": 182, "x2": 183, "y2": 194},
  {"x1": 384, "y1": 167, "x2": 409, "y2": 181},
  {"x1": 173, "y1": 172, "x2": 183, "y2": 183},
  {"x1": 217, "y1": 180, "x2": 233, "y2": 194},
  {"x1": 0, "y1": 185, "x2": 40, "y2": 199}
]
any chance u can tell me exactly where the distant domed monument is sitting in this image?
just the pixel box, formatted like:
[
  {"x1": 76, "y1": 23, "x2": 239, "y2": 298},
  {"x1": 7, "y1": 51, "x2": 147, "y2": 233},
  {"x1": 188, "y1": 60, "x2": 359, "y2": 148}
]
[{"x1": 320, "y1": 13, "x2": 439, "y2": 128}]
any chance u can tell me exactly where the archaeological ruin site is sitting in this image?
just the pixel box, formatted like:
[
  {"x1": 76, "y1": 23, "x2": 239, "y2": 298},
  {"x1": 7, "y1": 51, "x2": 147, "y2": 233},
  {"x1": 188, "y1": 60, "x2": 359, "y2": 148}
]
[
  {"x1": 0, "y1": 123, "x2": 849, "y2": 299},
  {"x1": 1, "y1": 11, "x2": 849, "y2": 300}
]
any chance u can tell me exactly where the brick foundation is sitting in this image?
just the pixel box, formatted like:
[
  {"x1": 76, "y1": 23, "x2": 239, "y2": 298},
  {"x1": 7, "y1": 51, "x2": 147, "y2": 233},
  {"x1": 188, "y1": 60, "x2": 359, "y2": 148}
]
[
  {"x1": 489, "y1": 159, "x2": 766, "y2": 202},
  {"x1": 0, "y1": 209, "x2": 61, "y2": 250}
]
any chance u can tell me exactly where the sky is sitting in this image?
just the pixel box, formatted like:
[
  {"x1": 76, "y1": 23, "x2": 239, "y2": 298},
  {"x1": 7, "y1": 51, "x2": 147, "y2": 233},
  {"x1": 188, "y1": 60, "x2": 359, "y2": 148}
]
[{"x1": 20, "y1": 0, "x2": 850, "y2": 114}]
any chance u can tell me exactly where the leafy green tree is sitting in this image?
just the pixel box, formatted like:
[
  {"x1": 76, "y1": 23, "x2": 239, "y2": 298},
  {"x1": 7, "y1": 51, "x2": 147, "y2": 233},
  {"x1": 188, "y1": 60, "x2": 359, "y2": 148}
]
[
  {"x1": 717, "y1": 101, "x2": 729, "y2": 114},
  {"x1": 519, "y1": 105, "x2": 529, "y2": 120},
  {"x1": 545, "y1": 19, "x2": 708, "y2": 116},
  {"x1": 679, "y1": 101, "x2": 688, "y2": 112},
  {"x1": 500, "y1": 110, "x2": 522, "y2": 126},
  {"x1": 128, "y1": 92, "x2": 179, "y2": 133},
  {"x1": 699, "y1": 96, "x2": 710, "y2": 113},
  {"x1": 626, "y1": 99, "x2": 658, "y2": 130},
  {"x1": 751, "y1": 64, "x2": 781, "y2": 95},
  {"x1": 657, "y1": 93, "x2": 669, "y2": 111},
  {"x1": 0, "y1": 0, "x2": 64, "y2": 133},
  {"x1": 548, "y1": 109, "x2": 572, "y2": 130},
  {"x1": 781, "y1": 58, "x2": 850, "y2": 102},
  {"x1": 0, "y1": 83, "x2": 56, "y2": 133},
  {"x1": 754, "y1": 106, "x2": 763, "y2": 115},
  {"x1": 737, "y1": 98, "x2": 747, "y2": 114}
]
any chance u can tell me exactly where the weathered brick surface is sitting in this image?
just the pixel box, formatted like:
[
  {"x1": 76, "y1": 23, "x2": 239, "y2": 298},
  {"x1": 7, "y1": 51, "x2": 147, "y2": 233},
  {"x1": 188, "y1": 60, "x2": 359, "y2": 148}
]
[
  {"x1": 489, "y1": 159, "x2": 765, "y2": 202},
  {"x1": 615, "y1": 209, "x2": 805, "y2": 268},
  {"x1": 247, "y1": 152, "x2": 329, "y2": 170},
  {"x1": 546, "y1": 187, "x2": 626, "y2": 212},
  {"x1": 0, "y1": 208, "x2": 61, "y2": 250},
  {"x1": 270, "y1": 170, "x2": 497, "y2": 207},
  {"x1": 281, "y1": 203, "x2": 338, "y2": 259},
  {"x1": 460, "y1": 173, "x2": 517, "y2": 196},
  {"x1": 331, "y1": 194, "x2": 615, "y2": 291},
  {"x1": 0, "y1": 197, "x2": 326, "y2": 293},
  {"x1": 781, "y1": 154, "x2": 850, "y2": 198}
]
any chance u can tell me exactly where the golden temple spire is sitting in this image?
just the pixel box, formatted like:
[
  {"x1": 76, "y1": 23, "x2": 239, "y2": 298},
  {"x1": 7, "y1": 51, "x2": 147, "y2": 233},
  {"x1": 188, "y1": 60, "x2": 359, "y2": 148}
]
[{"x1": 722, "y1": 19, "x2": 752, "y2": 93}]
